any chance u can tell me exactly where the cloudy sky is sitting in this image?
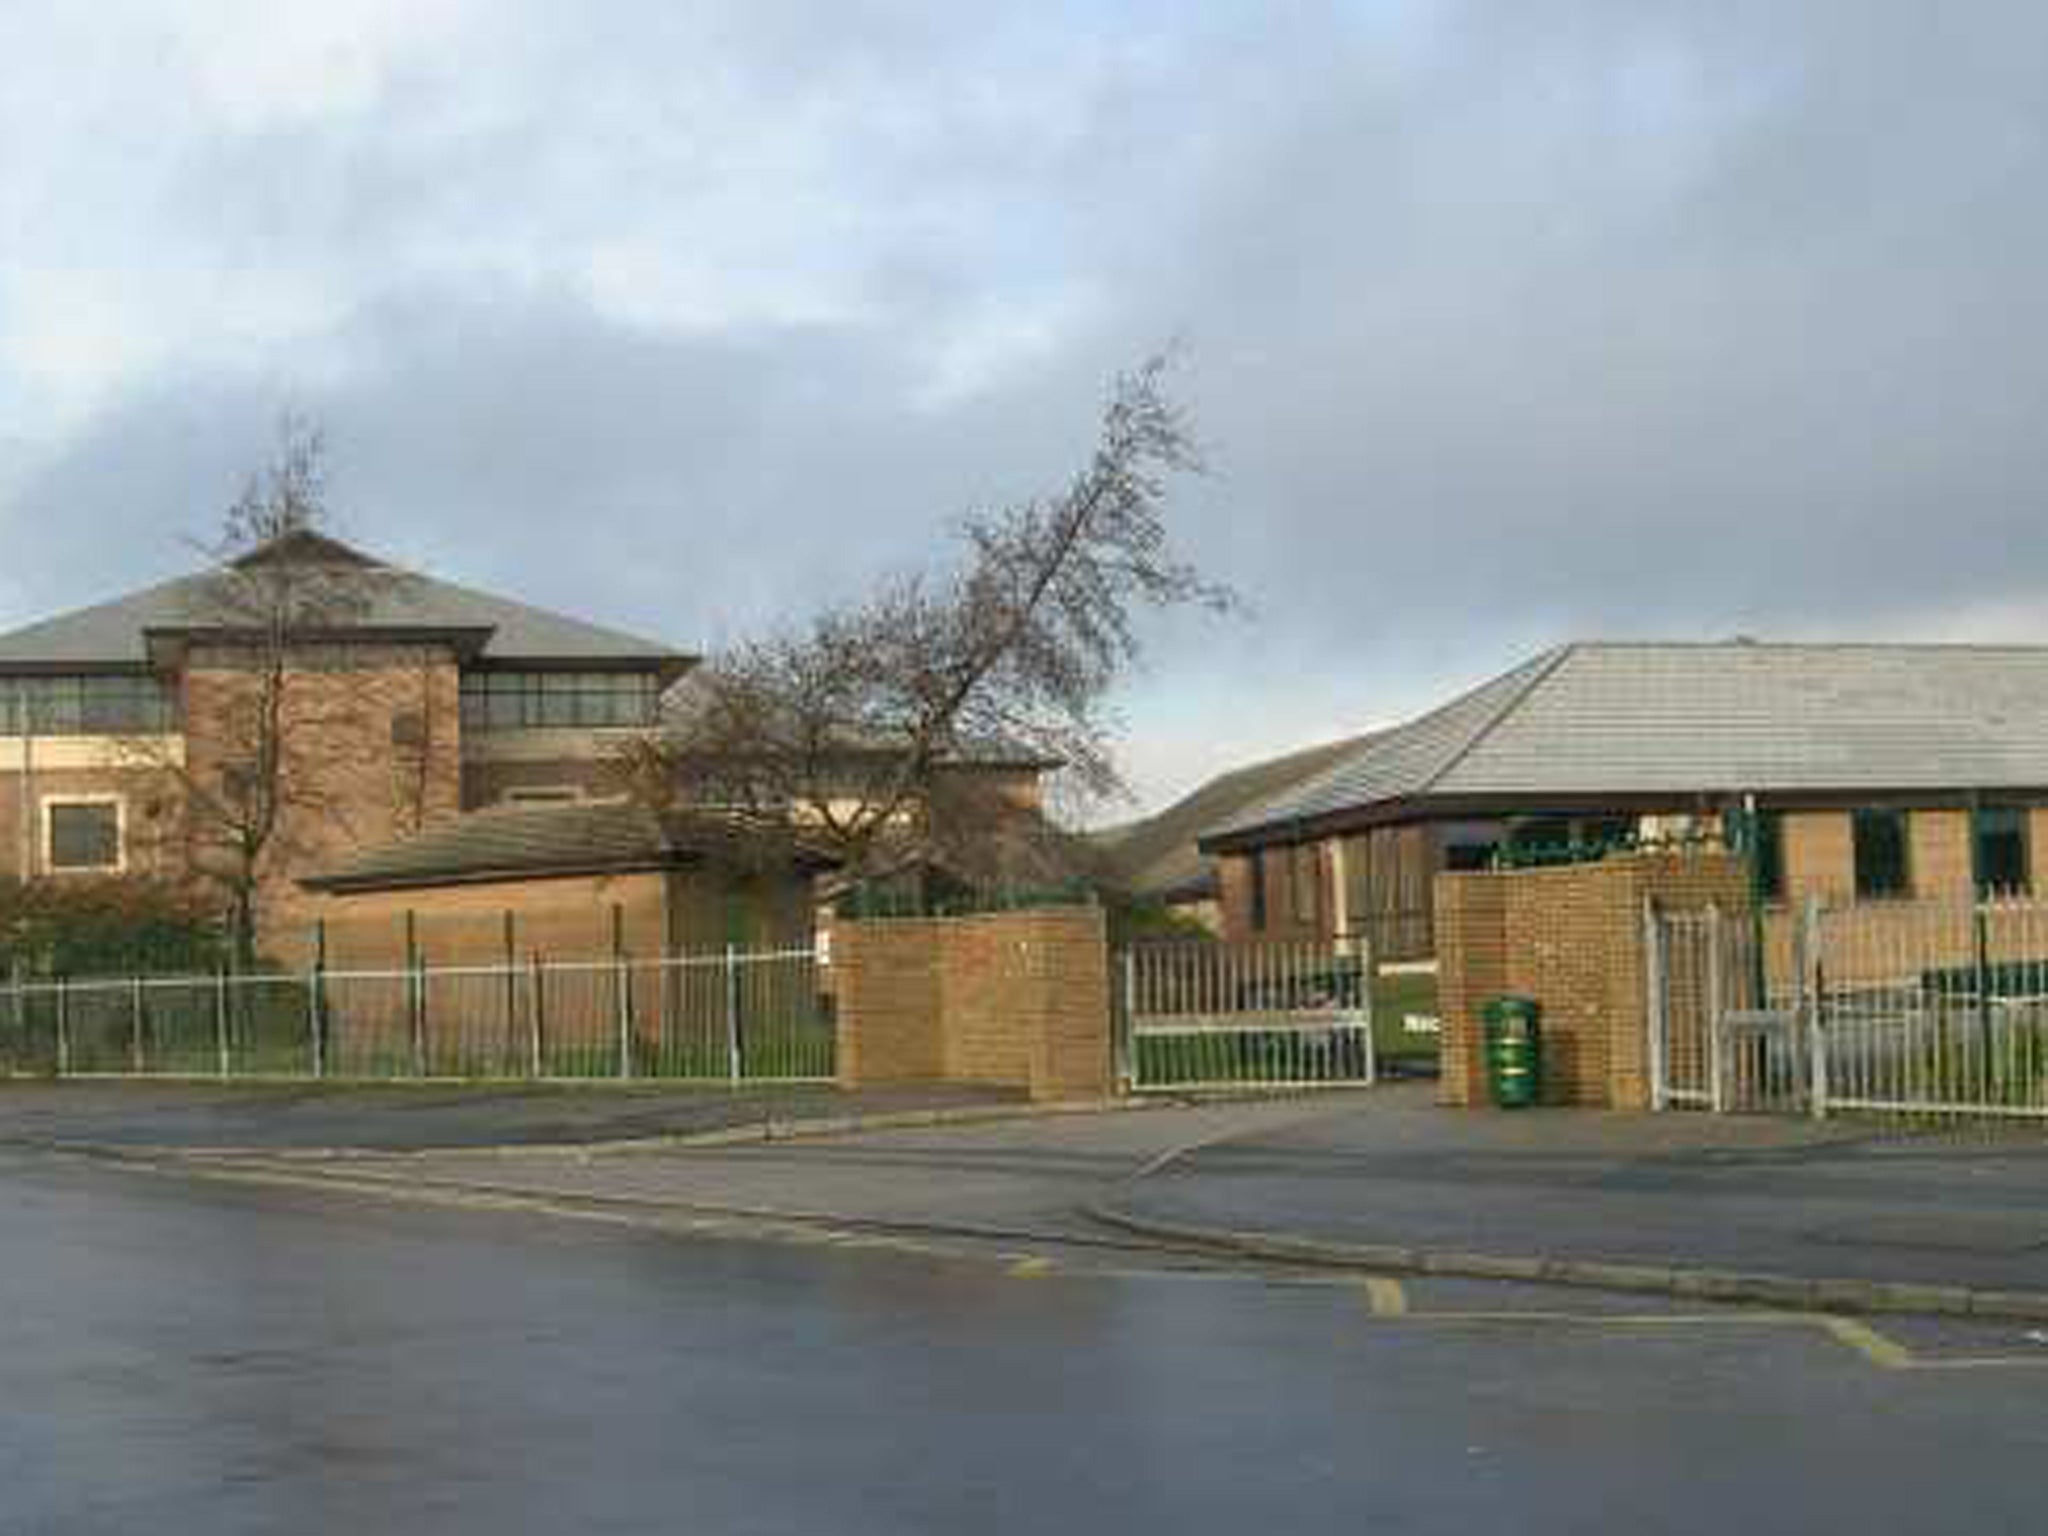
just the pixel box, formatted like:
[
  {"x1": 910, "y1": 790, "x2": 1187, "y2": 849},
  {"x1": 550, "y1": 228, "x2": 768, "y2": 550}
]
[{"x1": 3, "y1": 2, "x2": 2046, "y2": 817}]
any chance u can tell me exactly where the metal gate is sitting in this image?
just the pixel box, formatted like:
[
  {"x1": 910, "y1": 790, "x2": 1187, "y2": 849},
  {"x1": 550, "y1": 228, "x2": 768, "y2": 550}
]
[
  {"x1": 1645, "y1": 903, "x2": 1810, "y2": 1113},
  {"x1": 1117, "y1": 939, "x2": 1376, "y2": 1093}
]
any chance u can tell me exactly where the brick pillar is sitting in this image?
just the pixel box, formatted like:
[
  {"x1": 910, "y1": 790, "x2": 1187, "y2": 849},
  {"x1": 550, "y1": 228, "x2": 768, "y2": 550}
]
[
  {"x1": 834, "y1": 907, "x2": 1114, "y2": 1101},
  {"x1": 834, "y1": 919, "x2": 946, "y2": 1088},
  {"x1": 1434, "y1": 872, "x2": 1508, "y2": 1107}
]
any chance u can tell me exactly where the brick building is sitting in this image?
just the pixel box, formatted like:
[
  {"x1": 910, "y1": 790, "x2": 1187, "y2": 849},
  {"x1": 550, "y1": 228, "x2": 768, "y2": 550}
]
[
  {"x1": 0, "y1": 530, "x2": 1055, "y2": 960},
  {"x1": 1201, "y1": 641, "x2": 2048, "y2": 957},
  {"x1": 0, "y1": 531, "x2": 688, "y2": 932}
]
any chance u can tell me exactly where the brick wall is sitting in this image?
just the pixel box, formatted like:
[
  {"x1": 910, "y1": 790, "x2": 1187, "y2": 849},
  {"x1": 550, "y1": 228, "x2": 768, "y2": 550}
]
[
  {"x1": 1434, "y1": 852, "x2": 1750, "y2": 1110},
  {"x1": 1908, "y1": 809, "x2": 1972, "y2": 898},
  {"x1": 1782, "y1": 811, "x2": 1853, "y2": 903},
  {"x1": 183, "y1": 643, "x2": 464, "y2": 947},
  {"x1": 291, "y1": 866, "x2": 813, "y2": 972},
  {"x1": 834, "y1": 906, "x2": 1112, "y2": 1100},
  {"x1": 0, "y1": 762, "x2": 184, "y2": 881}
]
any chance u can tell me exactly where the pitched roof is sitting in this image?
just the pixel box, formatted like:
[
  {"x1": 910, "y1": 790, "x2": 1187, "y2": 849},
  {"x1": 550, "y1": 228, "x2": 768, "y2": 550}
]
[
  {"x1": 1093, "y1": 731, "x2": 1384, "y2": 901},
  {"x1": 301, "y1": 800, "x2": 834, "y2": 893},
  {"x1": 0, "y1": 533, "x2": 691, "y2": 673},
  {"x1": 1207, "y1": 641, "x2": 2048, "y2": 844}
]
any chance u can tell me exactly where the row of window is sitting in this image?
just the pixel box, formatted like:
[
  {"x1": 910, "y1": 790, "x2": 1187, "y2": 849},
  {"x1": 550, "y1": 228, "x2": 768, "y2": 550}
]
[
  {"x1": 1749, "y1": 806, "x2": 2034, "y2": 901},
  {"x1": 1243, "y1": 807, "x2": 2040, "y2": 931},
  {"x1": 459, "y1": 672, "x2": 663, "y2": 731},
  {"x1": 0, "y1": 677, "x2": 178, "y2": 736},
  {"x1": 1, "y1": 671, "x2": 666, "y2": 737}
]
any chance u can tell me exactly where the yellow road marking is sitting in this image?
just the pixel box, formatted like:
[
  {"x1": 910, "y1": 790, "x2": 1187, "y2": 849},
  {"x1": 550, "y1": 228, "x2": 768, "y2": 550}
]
[
  {"x1": 1009, "y1": 1256, "x2": 1056, "y2": 1278},
  {"x1": 1818, "y1": 1317, "x2": 1914, "y2": 1370},
  {"x1": 1362, "y1": 1277, "x2": 1408, "y2": 1316}
]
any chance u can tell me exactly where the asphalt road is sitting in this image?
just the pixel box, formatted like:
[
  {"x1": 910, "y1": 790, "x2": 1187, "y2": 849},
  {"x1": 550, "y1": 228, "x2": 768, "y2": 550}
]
[{"x1": 3, "y1": 1150, "x2": 2045, "y2": 1534}]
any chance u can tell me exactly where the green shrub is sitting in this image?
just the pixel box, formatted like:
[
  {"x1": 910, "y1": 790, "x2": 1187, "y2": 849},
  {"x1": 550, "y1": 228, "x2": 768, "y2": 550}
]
[{"x1": 0, "y1": 877, "x2": 227, "y2": 979}]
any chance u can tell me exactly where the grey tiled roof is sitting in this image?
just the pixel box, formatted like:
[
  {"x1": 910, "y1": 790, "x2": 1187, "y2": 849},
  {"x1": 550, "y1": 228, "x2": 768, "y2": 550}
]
[
  {"x1": 0, "y1": 538, "x2": 689, "y2": 670},
  {"x1": 1207, "y1": 641, "x2": 2048, "y2": 842},
  {"x1": 302, "y1": 800, "x2": 831, "y2": 892},
  {"x1": 1091, "y1": 731, "x2": 1384, "y2": 901}
]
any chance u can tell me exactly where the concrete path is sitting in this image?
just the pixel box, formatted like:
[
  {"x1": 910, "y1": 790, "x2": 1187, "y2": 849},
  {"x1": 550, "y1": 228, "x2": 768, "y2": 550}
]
[{"x1": 1105, "y1": 1082, "x2": 2048, "y2": 1308}]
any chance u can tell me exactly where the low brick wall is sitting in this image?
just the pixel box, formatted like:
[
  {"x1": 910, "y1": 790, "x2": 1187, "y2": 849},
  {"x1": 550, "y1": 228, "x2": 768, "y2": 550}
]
[
  {"x1": 1435, "y1": 852, "x2": 1751, "y2": 1110},
  {"x1": 834, "y1": 907, "x2": 1113, "y2": 1102}
]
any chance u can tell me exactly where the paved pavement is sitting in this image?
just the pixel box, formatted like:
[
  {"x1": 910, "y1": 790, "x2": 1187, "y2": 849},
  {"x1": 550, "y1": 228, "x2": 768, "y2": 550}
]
[
  {"x1": 175, "y1": 1096, "x2": 1325, "y2": 1241},
  {"x1": 6, "y1": 1145, "x2": 2046, "y2": 1534},
  {"x1": 1113, "y1": 1083, "x2": 2048, "y2": 1297},
  {"x1": 20, "y1": 1078, "x2": 2048, "y2": 1307},
  {"x1": 0, "y1": 1079, "x2": 1024, "y2": 1151}
]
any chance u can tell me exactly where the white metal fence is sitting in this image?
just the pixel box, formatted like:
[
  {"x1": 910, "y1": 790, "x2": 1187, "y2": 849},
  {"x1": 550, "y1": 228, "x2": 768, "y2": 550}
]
[
  {"x1": 0, "y1": 947, "x2": 835, "y2": 1084},
  {"x1": 1648, "y1": 895, "x2": 2048, "y2": 1120},
  {"x1": 1118, "y1": 939, "x2": 1377, "y2": 1092}
]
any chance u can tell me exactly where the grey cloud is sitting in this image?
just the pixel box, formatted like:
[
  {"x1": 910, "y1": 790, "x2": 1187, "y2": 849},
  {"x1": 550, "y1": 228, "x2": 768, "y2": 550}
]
[{"x1": 7, "y1": 1, "x2": 2048, "y2": 808}]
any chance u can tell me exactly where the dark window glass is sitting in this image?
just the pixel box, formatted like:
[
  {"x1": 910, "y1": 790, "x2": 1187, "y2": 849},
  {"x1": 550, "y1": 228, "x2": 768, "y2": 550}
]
[
  {"x1": 4, "y1": 676, "x2": 173, "y2": 735},
  {"x1": 1975, "y1": 807, "x2": 2030, "y2": 896},
  {"x1": 47, "y1": 802, "x2": 119, "y2": 870},
  {"x1": 1507, "y1": 814, "x2": 1574, "y2": 854},
  {"x1": 1853, "y1": 809, "x2": 1909, "y2": 899},
  {"x1": 1248, "y1": 853, "x2": 1268, "y2": 933},
  {"x1": 460, "y1": 672, "x2": 661, "y2": 731},
  {"x1": 1754, "y1": 811, "x2": 1785, "y2": 901}
]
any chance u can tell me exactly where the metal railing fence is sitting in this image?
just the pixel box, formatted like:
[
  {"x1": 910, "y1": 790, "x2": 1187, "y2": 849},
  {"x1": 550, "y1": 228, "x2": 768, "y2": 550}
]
[
  {"x1": 1648, "y1": 895, "x2": 2048, "y2": 1121},
  {"x1": 1118, "y1": 937, "x2": 1376, "y2": 1092},
  {"x1": 0, "y1": 946, "x2": 834, "y2": 1084}
]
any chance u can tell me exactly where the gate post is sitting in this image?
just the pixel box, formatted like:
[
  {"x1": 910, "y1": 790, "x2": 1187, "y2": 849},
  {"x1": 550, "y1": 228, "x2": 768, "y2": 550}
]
[
  {"x1": 724, "y1": 944, "x2": 742, "y2": 1085},
  {"x1": 1644, "y1": 898, "x2": 1668, "y2": 1112},
  {"x1": 1116, "y1": 948, "x2": 1137, "y2": 1092},
  {"x1": 1802, "y1": 896, "x2": 1829, "y2": 1120},
  {"x1": 1706, "y1": 903, "x2": 1726, "y2": 1112},
  {"x1": 1360, "y1": 937, "x2": 1378, "y2": 1087},
  {"x1": 215, "y1": 965, "x2": 231, "y2": 1080}
]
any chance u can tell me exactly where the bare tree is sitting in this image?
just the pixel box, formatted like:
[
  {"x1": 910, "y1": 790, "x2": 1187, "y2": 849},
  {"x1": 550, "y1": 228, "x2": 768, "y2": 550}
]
[
  {"x1": 125, "y1": 419, "x2": 403, "y2": 963},
  {"x1": 626, "y1": 356, "x2": 1233, "y2": 889}
]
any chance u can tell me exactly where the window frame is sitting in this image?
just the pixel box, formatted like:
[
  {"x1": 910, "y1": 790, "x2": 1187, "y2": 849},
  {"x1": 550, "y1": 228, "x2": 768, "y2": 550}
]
[
  {"x1": 1851, "y1": 808, "x2": 1911, "y2": 900},
  {"x1": 42, "y1": 795, "x2": 125, "y2": 875},
  {"x1": 1247, "y1": 851, "x2": 1268, "y2": 933},
  {"x1": 1972, "y1": 805, "x2": 2031, "y2": 897},
  {"x1": 459, "y1": 670, "x2": 662, "y2": 732},
  {"x1": 2, "y1": 675, "x2": 177, "y2": 737}
]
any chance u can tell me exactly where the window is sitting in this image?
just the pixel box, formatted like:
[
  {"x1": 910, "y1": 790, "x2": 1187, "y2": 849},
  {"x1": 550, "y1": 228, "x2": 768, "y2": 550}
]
[
  {"x1": 1440, "y1": 820, "x2": 1503, "y2": 873},
  {"x1": 1, "y1": 675, "x2": 176, "y2": 736},
  {"x1": 1247, "y1": 852, "x2": 1268, "y2": 933},
  {"x1": 1506, "y1": 815, "x2": 1575, "y2": 856},
  {"x1": 1852, "y1": 809, "x2": 1909, "y2": 899},
  {"x1": 45, "y1": 800, "x2": 121, "y2": 872},
  {"x1": 1753, "y1": 811, "x2": 1785, "y2": 901},
  {"x1": 1974, "y1": 806, "x2": 2030, "y2": 896},
  {"x1": 459, "y1": 671, "x2": 662, "y2": 731}
]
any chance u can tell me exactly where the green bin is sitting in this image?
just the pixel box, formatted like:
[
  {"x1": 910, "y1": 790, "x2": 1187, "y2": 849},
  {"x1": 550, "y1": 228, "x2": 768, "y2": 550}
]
[{"x1": 1482, "y1": 996, "x2": 1542, "y2": 1108}]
